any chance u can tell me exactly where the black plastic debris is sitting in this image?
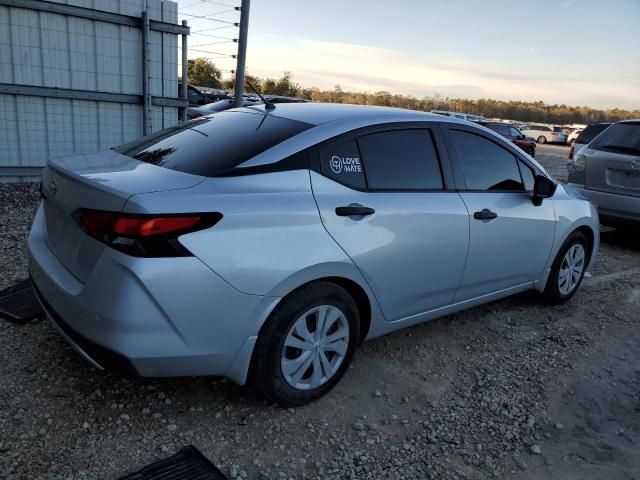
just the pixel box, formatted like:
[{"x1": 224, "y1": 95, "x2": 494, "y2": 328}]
[
  {"x1": 0, "y1": 279, "x2": 43, "y2": 323},
  {"x1": 118, "y1": 446, "x2": 228, "y2": 480}
]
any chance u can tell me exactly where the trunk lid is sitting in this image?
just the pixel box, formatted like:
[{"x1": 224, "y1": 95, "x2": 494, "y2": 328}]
[
  {"x1": 585, "y1": 148, "x2": 640, "y2": 198},
  {"x1": 40, "y1": 149, "x2": 205, "y2": 282}
]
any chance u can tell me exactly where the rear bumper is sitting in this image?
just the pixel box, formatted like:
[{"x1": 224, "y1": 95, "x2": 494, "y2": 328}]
[
  {"x1": 28, "y1": 204, "x2": 277, "y2": 383},
  {"x1": 565, "y1": 183, "x2": 640, "y2": 225}
]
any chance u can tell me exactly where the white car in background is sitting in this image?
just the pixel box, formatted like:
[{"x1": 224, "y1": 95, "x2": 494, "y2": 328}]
[
  {"x1": 520, "y1": 125, "x2": 568, "y2": 144},
  {"x1": 568, "y1": 129, "x2": 583, "y2": 145}
]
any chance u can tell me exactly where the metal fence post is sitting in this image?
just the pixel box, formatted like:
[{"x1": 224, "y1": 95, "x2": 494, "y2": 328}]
[
  {"x1": 142, "y1": 9, "x2": 152, "y2": 135},
  {"x1": 233, "y1": 0, "x2": 250, "y2": 107},
  {"x1": 181, "y1": 20, "x2": 188, "y2": 123}
]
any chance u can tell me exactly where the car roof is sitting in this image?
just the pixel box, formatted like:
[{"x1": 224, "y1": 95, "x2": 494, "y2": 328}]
[{"x1": 238, "y1": 102, "x2": 449, "y2": 126}]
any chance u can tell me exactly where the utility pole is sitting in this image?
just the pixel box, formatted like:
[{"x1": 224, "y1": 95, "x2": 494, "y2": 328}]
[{"x1": 233, "y1": 0, "x2": 250, "y2": 107}]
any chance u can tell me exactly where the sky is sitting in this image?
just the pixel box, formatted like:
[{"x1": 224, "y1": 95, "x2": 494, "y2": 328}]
[{"x1": 177, "y1": 0, "x2": 640, "y2": 110}]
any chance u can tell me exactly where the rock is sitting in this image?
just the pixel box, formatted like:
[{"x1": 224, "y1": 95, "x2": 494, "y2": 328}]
[
  {"x1": 514, "y1": 456, "x2": 528, "y2": 470},
  {"x1": 228, "y1": 464, "x2": 238, "y2": 479},
  {"x1": 530, "y1": 444, "x2": 542, "y2": 455},
  {"x1": 353, "y1": 421, "x2": 365, "y2": 431},
  {"x1": 374, "y1": 390, "x2": 382, "y2": 398},
  {"x1": 167, "y1": 424, "x2": 177, "y2": 432},
  {"x1": 554, "y1": 423, "x2": 565, "y2": 430}
]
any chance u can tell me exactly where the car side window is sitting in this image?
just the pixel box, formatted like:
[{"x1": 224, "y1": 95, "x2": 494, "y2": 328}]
[
  {"x1": 320, "y1": 139, "x2": 366, "y2": 189},
  {"x1": 450, "y1": 130, "x2": 525, "y2": 191},
  {"x1": 510, "y1": 127, "x2": 521, "y2": 137},
  {"x1": 518, "y1": 159, "x2": 535, "y2": 191},
  {"x1": 356, "y1": 129, "x2": 444, "y2": 190}
]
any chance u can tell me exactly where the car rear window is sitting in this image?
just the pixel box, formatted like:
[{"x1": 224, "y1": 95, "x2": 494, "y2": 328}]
[
  {"x1": 590, "y1": 122, "x2": 640, "y2": 154},
  {"x1": 575, "y1": 123, "x2": 612, "y2": 144},
  {"x1": 115, "y1": 112, "x2": 313, "y2": 176},
  {"x1": 357, "y1": 129, "x2": 443, "y2": 190}
]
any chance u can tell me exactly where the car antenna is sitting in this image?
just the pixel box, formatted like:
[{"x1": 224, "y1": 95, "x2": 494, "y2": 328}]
[{"x1": 246, "y1": 81, "x2": 275, "y2": 110}]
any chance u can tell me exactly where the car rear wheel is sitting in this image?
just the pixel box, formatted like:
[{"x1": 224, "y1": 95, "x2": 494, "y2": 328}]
[
  {"x1": 250, "y1": 281, "x2": 360, "y2": 406},
  {"x1": 537, "y1": 135, "x2": 547, "y2": 144},
  {"x1": 542, "y1": 231, "x2": 589, "y2": 304}
]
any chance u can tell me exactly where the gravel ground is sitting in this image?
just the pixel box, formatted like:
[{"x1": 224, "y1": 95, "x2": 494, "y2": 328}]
[
  {"x1": 535, "y1": 144, "x2": 570, "y2": 183},
  {"x1": 1, "y1": 167, "x2": 639, "y2": 480}
]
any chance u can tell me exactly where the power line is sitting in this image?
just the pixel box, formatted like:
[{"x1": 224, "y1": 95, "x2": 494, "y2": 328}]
[
  {"x1": 180, "y1": 46, "x2": 237, "y2": 57},
  {"x1": 202, "y1": 1, "x2": 239, "y2": 8},
  {"x1": 180, "y1": 0, "x2": 239, "y2": 10},
  {"x1": 179, "y1": 8, "x2": 237, "y2": 17},
  {"x1": 192, "y1": 24, "x2": 238, "y2": 33},
  {"x1": 191, "y1": 32, "x2": 237, "y2": 40},
  {"x1": 179, "y1": 11, "x2": 238, "y2": 23},
  {"x1": 191, "y1": 40, "x2": 237, "y2": 47}
]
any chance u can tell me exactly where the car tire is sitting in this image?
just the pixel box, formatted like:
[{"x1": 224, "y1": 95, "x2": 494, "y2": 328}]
[
  {"x1": 250, "y1": 281, "x2": 360, "y2": 406},
  {"x1": 537, "y1": 135, "x2": 547, "y2": 144},
  {"x1": 542, "y1": 231, "x2": 589, "y2": 304},
  {"x1": 527, "y1": 147, "x2": 535, "y2": 157}
]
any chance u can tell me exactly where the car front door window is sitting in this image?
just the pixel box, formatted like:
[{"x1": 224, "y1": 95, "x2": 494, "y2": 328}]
[{"x1": 450, "y1": 130, "x2": 525, "y2": 191}]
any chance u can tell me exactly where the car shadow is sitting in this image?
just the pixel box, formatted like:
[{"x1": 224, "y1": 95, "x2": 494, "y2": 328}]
[{"x1": 600, "y1": 227, "x2": 639, "y2": 252}]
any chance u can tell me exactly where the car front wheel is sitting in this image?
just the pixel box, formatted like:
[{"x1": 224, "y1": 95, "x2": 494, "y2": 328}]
[
  {"x1": 537, "y1": 135, "x2": 547, "y2": 144},
  {"x1": 542, "y1": 231, "x2": 589, "y2": 304},
  {"x1": 250, "y1": 281, "x2": 360, "y2": 406}
]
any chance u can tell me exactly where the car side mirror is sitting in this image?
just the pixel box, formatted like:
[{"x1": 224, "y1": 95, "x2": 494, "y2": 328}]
[{"x1": 532, "y1": 175, "x2": 557, "y2": 206}]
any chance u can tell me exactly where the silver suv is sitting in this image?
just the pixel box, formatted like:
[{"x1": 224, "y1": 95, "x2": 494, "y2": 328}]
[
  {"x1": 29, "y1": 103, "x2": 599, "y2": 405},
  {"x1": 567, "y1": 120, "x2": 640, "y2": 228}
]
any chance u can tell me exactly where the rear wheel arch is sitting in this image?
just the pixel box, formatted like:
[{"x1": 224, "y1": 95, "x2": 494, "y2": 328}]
[{"x1": 258, "y1": 276, "x2": 372, "y2": 344}]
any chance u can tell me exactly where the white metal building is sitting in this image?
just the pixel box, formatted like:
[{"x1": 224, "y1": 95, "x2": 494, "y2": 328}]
[{"x1": 0, "y1": 0, "x2": 188, "y2": 181}]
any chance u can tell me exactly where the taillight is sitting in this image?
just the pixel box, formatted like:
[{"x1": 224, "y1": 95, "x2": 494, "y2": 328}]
[
  {"x1": 568, "y1": 146, "x2": 574, "y2": 159},
  {"x1": 75, "y1": 210, "x2": 222, "y2": 257}
]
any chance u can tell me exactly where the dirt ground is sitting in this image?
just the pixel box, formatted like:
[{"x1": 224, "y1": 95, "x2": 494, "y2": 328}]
[{"x1": 1, "y1": 147, "x2": 638, "y2": 479}]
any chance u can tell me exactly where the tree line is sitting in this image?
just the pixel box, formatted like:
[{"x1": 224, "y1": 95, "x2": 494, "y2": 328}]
[{"x1": 187, "y1": 58, "x2": 638, "y2": 125}]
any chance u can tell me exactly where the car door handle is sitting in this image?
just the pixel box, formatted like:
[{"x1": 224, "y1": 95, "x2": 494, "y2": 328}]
[
  {"x1": 473, "y1": 208, "x2": 498, "y2": 220},
  {"x1": 335, "y1": 204, "x2": 375, "y2": 217}
]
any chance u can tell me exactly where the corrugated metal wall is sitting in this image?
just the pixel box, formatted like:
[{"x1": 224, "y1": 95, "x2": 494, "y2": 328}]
[{"x1": 0, "y1": 0, "x2": 179, "y2": 181}]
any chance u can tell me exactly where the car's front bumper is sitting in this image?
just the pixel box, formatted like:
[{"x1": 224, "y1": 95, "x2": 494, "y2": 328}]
[
  {"x1": 28, "y1": 204, "x2": 278, "y2": 383},
  {"x1": 565, "y1": 183, "x2": 640, "y2": 225}
]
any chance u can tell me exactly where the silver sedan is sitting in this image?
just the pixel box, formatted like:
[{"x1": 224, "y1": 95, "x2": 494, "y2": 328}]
[{"x1": 29, "y1": 103, "x2": 599, "y2": 405}]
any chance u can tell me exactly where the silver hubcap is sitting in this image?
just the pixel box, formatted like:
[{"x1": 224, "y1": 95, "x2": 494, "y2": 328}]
[
  {"x1": 558, "y1": 243, "x2": 585, "y2": 295},
  {"x1": 281, "y1": 305, "x2": 350, "y2": 390}
]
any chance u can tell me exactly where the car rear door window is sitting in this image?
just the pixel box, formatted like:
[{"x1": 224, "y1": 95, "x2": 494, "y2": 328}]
[
  {"x1": 117, "y1": 112, "x2": 313, "y2": 177},
  {"x1": 451, "y1": 130, "x2": 525, "y2": 191},
  {"x1": 356, "y1": 129, "x2": 444, "y2": 190},
  {"x1": 320, "y1": 139, "x2": 366, "y2": 189},
  {"x1": 510, "y1": 127, "x2": 522, "y2": 137}
]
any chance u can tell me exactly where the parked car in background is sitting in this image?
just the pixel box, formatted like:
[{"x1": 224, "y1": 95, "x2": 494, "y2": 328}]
[
  {"x1": 30, "y1": 104, "x2": 599, "y2": 406},
  {"x1": 479, "y1": 122, "x2": 537, "y2": 157},
  {"x1": 429, "y1": 110, "x2": 486, "y2": 122},
  {"x1": 520, "y1": 125, "x2": 568, "y2": 144},
  {"x1": 263, "y1": 95, "x2": 308, "y2": 104},
  {"x1": 198, "y1": 87, "x2": 233, "y2": 103},
  {"x1": 187, "y1": 98, "x2": 260, "y2": 119},
  {"x1": 568, "y1": 122, "x2": 612, "y2": 159},
  {"x1": 568, "y1": 128, "x2": 583, "y2": 145},
  {"x1": 178, "y1": 82, "x2": 208, "y2": 107},
  {"x1": 567, "y1": 120, "x2": 640, "y2": 228},
  {"x1": 188, "y1": 96, "x2": 309, "y2": 119}
]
